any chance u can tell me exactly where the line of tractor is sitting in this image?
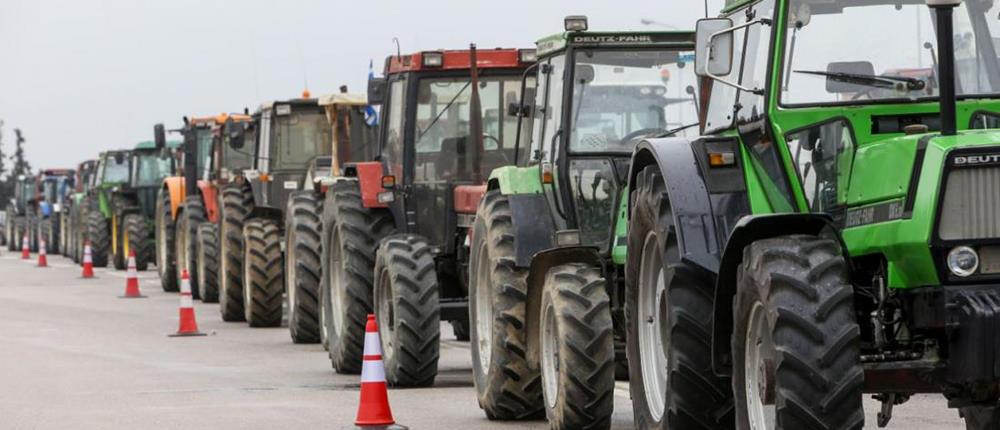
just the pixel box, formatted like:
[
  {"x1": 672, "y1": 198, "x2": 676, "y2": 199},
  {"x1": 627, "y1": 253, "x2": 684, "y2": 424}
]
[{"x1": 11, "y1": 1, "x2": 1000, "y2": 428}]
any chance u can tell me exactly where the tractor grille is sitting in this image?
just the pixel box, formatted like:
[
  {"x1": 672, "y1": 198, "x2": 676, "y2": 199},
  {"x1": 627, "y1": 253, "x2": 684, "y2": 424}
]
[{"x1": 938, "y1": 164, "x2": 1000, "y2": 241}]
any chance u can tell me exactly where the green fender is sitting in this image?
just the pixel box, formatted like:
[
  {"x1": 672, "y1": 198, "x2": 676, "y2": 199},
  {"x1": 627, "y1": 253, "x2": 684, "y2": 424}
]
[{"x1": 488, "y1": 165, "x2": 543, "y2": 195}]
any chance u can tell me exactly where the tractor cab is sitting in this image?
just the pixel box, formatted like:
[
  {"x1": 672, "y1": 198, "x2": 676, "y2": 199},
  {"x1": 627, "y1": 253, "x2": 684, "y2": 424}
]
[
  {"x1": 35, "y1": 169, "x2": 74, "y2": 218},
  {"x1": 366, "y1": 48, "x2": 536, "y2": 251},
  {"x1": 13, "y1": 175, "x2": 37, "y2": 216},
  {"x1": 129, "y1": 138, "x2": 179, "y2": 223},
  {"x1": 315, "y1": 92, "x2": 378, "y2": 183},
  {"x1": 520, "y1": 19, "x2": 699, "y2": 256}
]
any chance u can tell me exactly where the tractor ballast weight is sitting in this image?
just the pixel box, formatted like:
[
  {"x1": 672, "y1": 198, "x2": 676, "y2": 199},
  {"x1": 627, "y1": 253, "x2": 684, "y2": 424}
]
[{"x1": 626, "y1": 0, "x2": 1000, "y2": 428}]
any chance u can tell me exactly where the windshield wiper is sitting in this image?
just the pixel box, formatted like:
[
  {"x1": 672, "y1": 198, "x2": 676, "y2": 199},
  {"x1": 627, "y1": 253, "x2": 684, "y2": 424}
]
[
  {"x1": 418, "y1": 81, "x2": 472, "y2": 139},
  {"x1": 795, "y1": 70, "x2": 926, "y2": 91},
  {"x1": 652, "y1": 122, "x2": 700, "y2": 138}
]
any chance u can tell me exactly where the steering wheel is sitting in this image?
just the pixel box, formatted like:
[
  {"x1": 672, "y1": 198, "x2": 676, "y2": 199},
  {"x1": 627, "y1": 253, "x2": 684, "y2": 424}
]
[{"x1": 621, "y1": 128, "x2": 670, "y2": 145}]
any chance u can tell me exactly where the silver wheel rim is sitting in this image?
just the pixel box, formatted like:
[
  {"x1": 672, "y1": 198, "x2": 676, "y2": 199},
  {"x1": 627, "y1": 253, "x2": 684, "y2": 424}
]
[
  {"x1": 286, "y1": 230, "x2": 297, "y2": 325},
  {"x1": 220, "y1": 222, "x2": 230, "y2": 294},
  {"x1": 329, "y1": 230, "x2": 346, "y2": 341},
  {"x1": 540, "y1": 295, "x2": 559, "y2": 410},
  {"x1": 375, "y1": 264, "x2": 395, "y2": 364},
  {"x1": 474, "y1": 240, "x2": 493, "y2": 371},
  {"x1": 638, "y1": 231, "x2": 668, "y2": 421},
  {"x1": 745, "y1": 302, "x2": 776, "y2": 430}
]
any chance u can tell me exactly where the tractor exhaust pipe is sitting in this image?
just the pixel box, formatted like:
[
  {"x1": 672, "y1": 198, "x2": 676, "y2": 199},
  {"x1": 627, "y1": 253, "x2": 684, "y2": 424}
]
[{"x1": 928, "y1": 0, "x2": 962, "y2": 136}]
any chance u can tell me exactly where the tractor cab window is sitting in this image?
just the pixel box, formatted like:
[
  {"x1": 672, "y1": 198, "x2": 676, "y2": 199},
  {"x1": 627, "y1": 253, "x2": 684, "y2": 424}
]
[
  {"x1": 786, "y1": 120, "x2": 855, "y2": 214},
  {"x1": 972, "y1": 112, "x2": 1000, "y2": 129},
  {"x1": 781, "y1": 0, "x2": 1000, "y2": 106},
  {"x1": 134, "y1": 153, "x2": 173, "y2": 187},
  {"x1": 413, "y1": 75, "x2": 524, "y2": 182},
  {"x1": 568, "y1": 49, "x2": 699, "y2": 153},
  {"x1": 222, "y1": 125, "x2": 255, "y2": 173},
  {"x1": 273, "y1": 109, "x2": 331, "y2": 169},
  {"x1": 194, "y1": 128, "x2": 213, "y2": 180},
  {"x1": 382, "y1": 79, "x2": 406, "y2": 180},
  {"x1": 42, "y1": 181, "x2": 57, "y2": 204},
  {"x1": 102, "y1": 155, "x2": 130, "y2": 183}
]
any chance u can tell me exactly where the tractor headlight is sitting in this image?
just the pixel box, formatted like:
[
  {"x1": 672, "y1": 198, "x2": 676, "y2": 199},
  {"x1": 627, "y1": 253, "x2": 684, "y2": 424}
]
[{"x1": 947, "y1": 246, "x2": 979, "y2": 277}]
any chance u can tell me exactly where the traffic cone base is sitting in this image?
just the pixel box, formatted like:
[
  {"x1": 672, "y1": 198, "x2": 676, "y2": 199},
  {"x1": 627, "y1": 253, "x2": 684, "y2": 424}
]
[
  {"x1": 37, "y1": 239, "x2": 48, "y2": 268},
  {"x1": 119, "y1": 251, "x2": 146, "y2": 298},
  {"x1": 170, "y1": 270, "x2": 205, "y2": 337},
  {"x1": 351, "y1": 314, "x2": 405, "y2": 429},
  {"x1": 351, "y1": 425, "x2": 408, "y2": 430}
]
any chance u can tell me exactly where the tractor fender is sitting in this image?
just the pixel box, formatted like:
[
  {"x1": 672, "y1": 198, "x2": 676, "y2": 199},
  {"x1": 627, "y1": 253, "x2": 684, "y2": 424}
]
[
  {"x1": 196, "y1": 180, "x2": 219, "y2": 224},
  {"x1": 162, "y1": 177, "x2": 186, "y2": 221},
  {"x1": 522, "y1": 246, "x2": 603, "y2": 368},
  {"x1": 486, "y1": 169, "x2": 554, "y2": 268},
  {"x1": 628, "y1": 137, "x2": 724, "y2": 274},
  {"x1": 344, "y1": 161, "x2": 388, "y2": 209},
  {"x1": 709, "y1": 213, "x2": 846, "y2": 375}
]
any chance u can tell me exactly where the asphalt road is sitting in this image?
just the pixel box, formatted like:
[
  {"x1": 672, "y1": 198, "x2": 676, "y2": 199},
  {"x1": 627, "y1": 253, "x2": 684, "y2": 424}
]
[{"x1": 0, "y1": 251, "x2": 968, "y2": 429}]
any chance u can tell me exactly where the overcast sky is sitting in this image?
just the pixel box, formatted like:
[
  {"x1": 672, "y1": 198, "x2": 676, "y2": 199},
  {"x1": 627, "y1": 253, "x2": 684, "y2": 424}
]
[{"x1": 0, "y1": 0, "x2": 723, "y2": 169}]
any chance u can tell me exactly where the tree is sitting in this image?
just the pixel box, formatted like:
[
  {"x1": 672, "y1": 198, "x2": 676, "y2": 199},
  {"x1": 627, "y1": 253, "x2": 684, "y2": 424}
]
[{"x1": 11, "y1": 128, "x2": 30, "y2": 178}]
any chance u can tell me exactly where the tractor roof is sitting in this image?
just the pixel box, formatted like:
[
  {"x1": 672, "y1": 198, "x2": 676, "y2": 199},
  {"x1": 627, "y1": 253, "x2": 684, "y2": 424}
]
[
  {"x1": 535, "y1": 30, "x2": 697, "y2": 58},
  {"x1": 133, "y1": 140, "x2": 182, "y2": 150},
  {"x1": 187, "y1": 113, "x2": 253, "y2": 128},
  {"x1": 384, "y1": 48, "x2": 534, "y2": 75},
  {"x1": 318, "y1": 93, "x2": 367, "y2": 107},
  {"x1": 38, "y1": 169, "x2": 74, "y2": 177},
  {"x1": 258, "y1": 96, "x2": 321, "y2": 113}
]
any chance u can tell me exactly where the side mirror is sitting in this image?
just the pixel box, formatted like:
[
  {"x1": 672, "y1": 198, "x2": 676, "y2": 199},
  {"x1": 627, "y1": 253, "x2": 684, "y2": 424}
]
[
  {"x1": 367, "y1": 77, "x2": 387, "y2": 105},
  {"x1": 113, "y1": 153, "x2": 125, "y2": 164},
  {"x1": 575, "y1": 65, "x2": 596, "y2": 84},
  {"x1": 225, "y1": 118, "x2": 245, "y2": 149},
  {"x1": 695, "y1": 18, "x2": 735, "y2": 77},
  {"x1": 507, "y1": 102, "x2": 533, "y2": 118},
  {"x1": 154, "y1": 123, "x2": 166, "y2": 150}
]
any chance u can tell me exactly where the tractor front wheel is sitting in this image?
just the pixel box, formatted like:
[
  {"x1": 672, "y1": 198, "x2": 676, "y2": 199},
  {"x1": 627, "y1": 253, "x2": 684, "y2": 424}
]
[
  {"x1": 373, "y1": 235, "x2": 440, "y2": 387},
  {"x1": 125, "y1": 214, "x2": 151, "y2": 271},
  {"x1": 734, "y1": 235, "x2": 864, "y2": 430},
  {"x1": 219, "y1": 187, "x2": 252, "y2": 321},
  {"x1": 286, "y1": 191, "x2": 322, "y2": 344},
  {"x1": 87, "y1": 211, "x2": 109, "y2": 267},
  {"x1": 538, "y1": 263, "x2": 614, "y2": 430},
  {"x1": 962, "y1": 404, "x2": 1000, "y2": 429},
  {"x1": 156, "y1": 190, "x2": 178, "y2": 292},
  {"x1": 175, "y1": 196, "x2": 206, "y2": 299},
  {"x1": 196, "y1": 223, "x2": 220, "y2": 303},
  {"x1": 242, "y1": 218, "x2": 283, "y2": 327}
]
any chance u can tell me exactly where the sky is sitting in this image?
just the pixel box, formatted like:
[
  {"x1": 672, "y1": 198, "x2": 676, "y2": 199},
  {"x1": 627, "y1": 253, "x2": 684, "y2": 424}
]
[{"x1": 0, "y1": 0, "x2": 723, "y2": 170}]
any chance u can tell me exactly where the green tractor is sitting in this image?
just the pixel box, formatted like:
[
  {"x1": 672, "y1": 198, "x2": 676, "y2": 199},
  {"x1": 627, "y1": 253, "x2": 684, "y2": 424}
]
[
  {"x1": 624, "y1": 0, "x2": 1000, "y2": 429},
  {"x1": 468, "y1": 18, "x2": 699, "y2": 427},
  {"x1": 66, "y1": 159, "x2": 98, "y2": 263},
  {"x1": 5, "y1": 175, "x2": 37, "y2": 252},
  {"x1": 83, "y1": 150, "x2": 133, "y2": 268}
]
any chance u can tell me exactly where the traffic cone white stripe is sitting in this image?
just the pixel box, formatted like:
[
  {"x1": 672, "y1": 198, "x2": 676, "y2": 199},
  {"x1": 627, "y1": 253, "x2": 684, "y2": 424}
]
[
  {"x1": 180, "y1": 293, "x2": 194, "y2": 308},
  {"x1": 364, "y1": 333, "x2": 382, "y2": 355},
  {"x1": 361, "y1": 361, "x2": 387, "y2": 383}
]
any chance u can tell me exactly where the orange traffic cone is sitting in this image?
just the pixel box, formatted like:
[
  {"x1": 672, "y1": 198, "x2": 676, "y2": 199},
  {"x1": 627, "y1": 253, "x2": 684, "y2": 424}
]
[
  {"x1": 169, "y1": 270, "x2": 206, "y2": 337},
  {"x1": 352, "y1": 314, "x2": 407, "y2": 429},
  {"x1": 21, "y1": 234, "x2": 29, "y2": 259},
  {"x1": 36, "y1": 239, "x2": 48, "y2": 267},
  {"x1": 81, "y1": 240, "x2": 95, "y2": 278},
  {"x1": 119, "y1": 250, "x2": 146, "y2": 298}
]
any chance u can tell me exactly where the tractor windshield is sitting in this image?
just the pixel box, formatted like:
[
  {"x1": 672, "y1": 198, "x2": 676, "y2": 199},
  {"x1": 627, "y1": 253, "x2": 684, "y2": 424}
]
[
  {"x1": 42, "y1": 180, "x2": 58, "y2": 204},
  {"x1": 413, "y1": 75, "x2": 526, "y2": 182},
  {"x1": 133, "y1": 153, "x2": 173, "y2": 187},
  {"x1": 273, "y1": 109, "x2": 330, "y2": 170},
  {"x1": 782, "y1": 0, "x2": 1000, "y2": 106},
  {"x1": 194, "y1": 128, "x2": 213, "y2": 179},
  {"x1": 102, "y1": 156, "x2": 130, "y2": 184},
  {"x1": 568, "y1": 49, "x2": 698, "y2": 153}
]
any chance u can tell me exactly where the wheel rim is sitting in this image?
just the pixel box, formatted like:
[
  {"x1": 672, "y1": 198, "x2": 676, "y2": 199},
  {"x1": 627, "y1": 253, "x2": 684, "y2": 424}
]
[
  {"x1": 745, "y1": 302, "x2": 776, "y2": 430},
  {"x1": 123, "y1": 227, "x2": 130, "y2": 258},
  {"x1": 375, "y1": 265, "x2": 395, "y2": 363},
  {"x1": 220, "y1": 222, "x2": 230, "y2": 293},
  {"x1": 638, "y1": 231, "x2": 669, "y2": 421},
  {"x1": 157, "y1": 209, "x2": 167, "y2": 275},
  {"x1": 286, "y1": 230, "x2": 298, "y2": 325},
  {"x1": 540, "y1": 296, "x2": 560, "y2": 410},
  {"x1": 329, "y1": 230, "x2": 346, "y2": 341},
  {"x1": 474, "y1": 240, "x2": 493, "y2": 372}
]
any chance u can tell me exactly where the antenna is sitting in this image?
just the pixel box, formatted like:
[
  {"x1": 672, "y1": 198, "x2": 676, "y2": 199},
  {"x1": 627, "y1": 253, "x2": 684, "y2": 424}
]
[
  {"x1": 296, "y1": 41, "x2": 309, "y2": 96},
  {"x1": 704, "y1": 0, "x2": 710, "y2": 17},
  {"x1": 392, "y1": 37, "x2": 402, "y2": 60}
]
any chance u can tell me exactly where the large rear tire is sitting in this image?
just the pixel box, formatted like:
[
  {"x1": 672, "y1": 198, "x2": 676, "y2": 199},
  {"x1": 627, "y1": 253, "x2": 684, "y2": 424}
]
[
  {"x1": 39, "y1": 219, "x2": 55, "y2": 255},
  {"x1": 156, "y1": 189, "x2": 178, "y2": 292},
  {"x1": 373, "y1": 235, "x2": 440, "y2": 387},
  {"x1": 125, "y1": 214, "x2": 151, "y2": 271},
  {"x1": 320, "y1": 181, "x2": 394, "y2": 374},
  {"x1": 963, "y1": 404, "x2": 1000, "y2": 430},
  {"x1": 243, "y1": 218, "x2": 283, "y2": 327},
  {"x1": 219, "y1": 187, "x2": 252, "y2": 321},
  {"x1": 468, "y1": 189, "x2": 543, "y2": 420},
  {"x1": 538, "y1": 263, "x2": 615, "y2": 430},
  {"x1": 734, "y1": 235, "x2": 864, "y2": 430},
  {"x1": 175, "y1": 196, "x2": 206, "y2": 300},
  {"x1": 112, "y1": 212, "x2": 127, "y2": 270},
  {"x1": 286, "y1": 191, "x2": 322, "y2": 344},
  {"x1": 197, "y1": 223, "x2": 220, "y2": 303},
  {"x1": 87, "y1": 211, "x2": 110, "y2": 267},
  {"x1": 626, "y1": 165, "x2": 734, "y2": 430}
]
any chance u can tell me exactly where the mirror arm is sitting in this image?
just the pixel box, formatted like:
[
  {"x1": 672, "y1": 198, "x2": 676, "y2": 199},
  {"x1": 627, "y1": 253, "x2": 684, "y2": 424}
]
[{"x1": 704, "y1": 17, "x2": 769, "y2": 95}]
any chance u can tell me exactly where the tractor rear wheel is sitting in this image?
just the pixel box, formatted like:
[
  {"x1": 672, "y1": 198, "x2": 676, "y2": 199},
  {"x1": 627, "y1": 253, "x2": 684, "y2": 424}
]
[
  {"x1": 468, "y1": 189, "x2": 543, "y2": 420},
  {"x1": 156, "y1": 190, "x2": 178, "y2": 292},
  {"x1": 374, "y1": 235, "x2": 440, "y2": 387},
  {"x1": 87, "y1": 211, "x2": 109, "y2": 267},
  {"x1": 39, "y1": 219, "x2": 55, "y2": 254},
  {"x1": 125, "y1": 214, "x2": 151, "y2": 271},
  {"x1": 320, "y1": 181, "x2": 394, "y2": 374},
  {"x1": 219, "y1": 187, "x2": 252, "y2": 321},
  {"x1": 175, "y1": 196, "x2": 206, "y2": 300},
  {"x1": 242, "y1": 218, "x2": 283, "y2": 327},
  {"x1": 196, "y1": 223, "x2": 220, "y2": 303},
  {"x1": 450, "y1": 320, "x2": 470, "y2": 341},
  {"x1": 286, "y1": 191, "x2": 322, "y2": 344},
  {"x1": 539, "y1": 263, "x2": 615, "y2": 430},
  {"x1": 962, "y1": 404, "x2": 1000, "y2": 429},
  {"x1": 626, "y1": 165, "x2": 734, "y2": 430},
  {"x1": 734, "y1": 235, "x2": 864, "y2": 430}
]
